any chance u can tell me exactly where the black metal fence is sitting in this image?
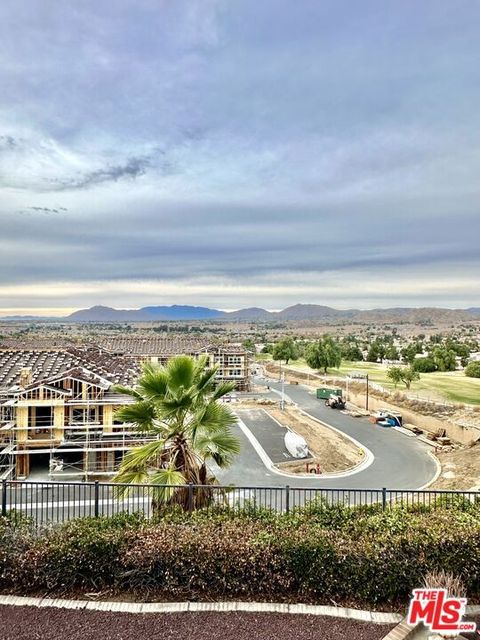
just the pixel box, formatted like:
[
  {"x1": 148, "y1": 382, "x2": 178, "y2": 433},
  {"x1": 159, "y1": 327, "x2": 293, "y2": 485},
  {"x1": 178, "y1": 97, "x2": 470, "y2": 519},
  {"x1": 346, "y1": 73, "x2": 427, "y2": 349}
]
[{"x1": 1, "y1": 479, "x2": 479, "y2": 529}]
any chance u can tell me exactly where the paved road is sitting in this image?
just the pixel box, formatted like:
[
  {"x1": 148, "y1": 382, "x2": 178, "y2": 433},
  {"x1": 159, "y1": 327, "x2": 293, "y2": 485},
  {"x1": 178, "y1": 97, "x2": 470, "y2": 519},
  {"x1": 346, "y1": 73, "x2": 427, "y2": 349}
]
[
  {"x1": 3, "y1": 380, "x2": 438, "y2": 524},
  {"x1": 236, "y1": 408, "x2": 299, "y2": 464},
  {"x1": 216, "y1": 379, "x2": 438, "y2": 490}
]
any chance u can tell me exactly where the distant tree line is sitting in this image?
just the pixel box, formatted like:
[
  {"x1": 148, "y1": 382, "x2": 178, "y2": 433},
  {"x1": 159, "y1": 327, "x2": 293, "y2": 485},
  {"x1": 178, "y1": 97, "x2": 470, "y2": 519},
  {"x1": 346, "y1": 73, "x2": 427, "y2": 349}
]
[{"x1": 263, "y1": 331, "x2": 480, "y2": 381}]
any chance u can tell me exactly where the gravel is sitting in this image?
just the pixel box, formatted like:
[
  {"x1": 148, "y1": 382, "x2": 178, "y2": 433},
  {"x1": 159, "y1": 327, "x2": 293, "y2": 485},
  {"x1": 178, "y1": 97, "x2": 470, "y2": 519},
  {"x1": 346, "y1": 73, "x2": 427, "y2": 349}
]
[{"x1": 0, "y1": 606, "x2": 395, "y2": 640}]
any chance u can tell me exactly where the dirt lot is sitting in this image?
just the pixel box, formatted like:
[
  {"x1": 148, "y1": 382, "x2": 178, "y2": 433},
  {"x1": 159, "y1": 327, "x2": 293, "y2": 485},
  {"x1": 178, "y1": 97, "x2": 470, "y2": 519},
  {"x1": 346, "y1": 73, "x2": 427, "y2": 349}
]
[
  {"x1": 429, "y1": 442, "x2": 480, "y2": 490},
  {"x1": 269, "y1": 406, "x2": 363, "y2": 474},
  {"x1": 237, "y1": 399, "x2": 363, "y2": 474}
]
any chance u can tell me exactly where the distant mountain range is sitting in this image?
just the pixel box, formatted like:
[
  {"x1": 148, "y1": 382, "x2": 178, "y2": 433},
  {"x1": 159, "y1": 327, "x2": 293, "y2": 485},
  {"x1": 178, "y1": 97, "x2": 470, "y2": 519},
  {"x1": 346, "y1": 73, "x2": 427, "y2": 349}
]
[
  {"x1": 1, "y1": 303, "x2": 480, "y2": 323},
  {"x1": 67, "y1": 305, "x2": 224, "y2": 322}
]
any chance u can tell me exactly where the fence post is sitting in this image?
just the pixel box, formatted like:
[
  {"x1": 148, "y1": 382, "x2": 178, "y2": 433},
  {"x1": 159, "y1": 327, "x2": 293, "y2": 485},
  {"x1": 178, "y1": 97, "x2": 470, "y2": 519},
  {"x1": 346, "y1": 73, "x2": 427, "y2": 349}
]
[
  {"x1": 285, "y1": 485, "x2": 290, "y2": 514},
  {"x1": 94, "y1": 481, "x2": 99, "y2": 518},
  {"x1": 188, "y1": 483, "x2": 193, "y2": 514},
  {"x1": 382, "y1": 487, "x2": 387, "y2": 511},
  {"x1": 1, "y1": 479, "x2": 7, "y2": 517}
]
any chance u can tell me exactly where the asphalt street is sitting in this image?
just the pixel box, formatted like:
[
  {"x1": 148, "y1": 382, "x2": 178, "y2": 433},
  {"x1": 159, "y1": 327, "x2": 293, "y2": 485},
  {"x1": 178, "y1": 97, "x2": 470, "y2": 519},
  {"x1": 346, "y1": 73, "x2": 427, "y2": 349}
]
[
  {"x1": 3, "y1": 379, "x2": 438, "y2": 524},
  {"x1": 216, "y1": 378, "x2": 438, "y2": 490},
  {"x1": 236, "y1": 408, "x2": 298, "y2": 464}
]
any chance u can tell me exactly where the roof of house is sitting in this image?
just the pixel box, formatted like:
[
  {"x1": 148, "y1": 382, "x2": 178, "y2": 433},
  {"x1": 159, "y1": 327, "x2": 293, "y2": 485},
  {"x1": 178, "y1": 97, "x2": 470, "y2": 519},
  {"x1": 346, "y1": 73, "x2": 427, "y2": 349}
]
[
  {"x1": 0, "y1": 339, "x2": 247, "y2": 392},
  {"x1": 0, "y1": 347, "x2": 140, "y2": 391}
]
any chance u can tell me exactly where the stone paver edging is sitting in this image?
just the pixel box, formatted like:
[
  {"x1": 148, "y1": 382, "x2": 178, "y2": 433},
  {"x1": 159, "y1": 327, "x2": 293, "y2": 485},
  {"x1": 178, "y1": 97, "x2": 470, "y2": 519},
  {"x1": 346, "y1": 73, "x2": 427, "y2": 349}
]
[
  {"x1": 0, "y1": 595, "x2": 403, "y2": 624},
  {"x1": 381, "y1": 618, "x2": 416, "y2": 640}
]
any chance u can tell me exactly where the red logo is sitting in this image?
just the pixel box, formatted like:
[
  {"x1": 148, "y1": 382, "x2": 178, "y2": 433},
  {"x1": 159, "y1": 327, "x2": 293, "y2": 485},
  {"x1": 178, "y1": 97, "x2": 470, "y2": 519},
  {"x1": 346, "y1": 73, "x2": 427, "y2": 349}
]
[{"x1": 407, "y1": 589, "x2": 476, "y2": 635}]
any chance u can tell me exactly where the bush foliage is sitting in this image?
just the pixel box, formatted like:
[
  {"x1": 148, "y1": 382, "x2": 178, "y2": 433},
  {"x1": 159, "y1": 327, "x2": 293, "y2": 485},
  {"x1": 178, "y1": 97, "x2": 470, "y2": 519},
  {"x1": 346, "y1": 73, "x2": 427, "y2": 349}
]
[
  {"x1": 1, "y1": 504, "x2": 480, "y2": 606},
  {"x1": 465, "y1": 361, "x2": 480, "y2": 378}
]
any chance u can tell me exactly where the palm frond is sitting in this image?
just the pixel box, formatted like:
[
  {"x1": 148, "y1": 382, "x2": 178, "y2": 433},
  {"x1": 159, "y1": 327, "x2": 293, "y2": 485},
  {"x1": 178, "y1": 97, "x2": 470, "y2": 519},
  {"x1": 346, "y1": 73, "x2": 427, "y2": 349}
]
[
  {"x1": 211, "y1": 381, "x2": 236, "y2": 400},
  {"x1": 158, "y1": 391, "x2": 195, "y2": 415},
  {"x1": 195, "y1": 428, "x2": 241, "y2": 467},
  {"x1": 113, "y1": 384, "x2": 143, "y2": 399},
  {"x1": 137, "y1": 367, "x2": 169, "y2": 400},
  {"x1": 115, "y1": 439, "x2": 167, "y2": 473},
  {"x1": 166, "y1": 355, "x2": 195, "y2": 391},
  {"x1": 149, "y1": 467, "x2": 187, "y2": 504},
  {"x1": 194, "y1": 401, "x2": 238, "y2": 432},
  {"x1": 114, "y1": 401, "x2": 158, "y2": 432},
  {"x1": 194, "y1": 364, "x2": 219, "y2": 395},
  {"x1": 112, "y1": 469, "x2": 150, "y2": 498}
]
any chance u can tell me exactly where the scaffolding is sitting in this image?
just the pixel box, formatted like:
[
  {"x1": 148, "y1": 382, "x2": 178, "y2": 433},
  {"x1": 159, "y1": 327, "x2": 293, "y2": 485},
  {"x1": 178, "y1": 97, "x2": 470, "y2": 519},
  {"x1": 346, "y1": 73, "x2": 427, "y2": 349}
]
[{"x1": 0, "y1": 397, "x2": 15, "y2": 479}]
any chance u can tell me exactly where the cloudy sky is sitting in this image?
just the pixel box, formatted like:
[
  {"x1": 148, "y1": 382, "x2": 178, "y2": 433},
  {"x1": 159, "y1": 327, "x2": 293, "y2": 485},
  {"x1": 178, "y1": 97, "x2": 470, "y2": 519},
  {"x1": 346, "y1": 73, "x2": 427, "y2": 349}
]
[{"x1": 1, "y1": 0, "x2": 480, "y2": 316}]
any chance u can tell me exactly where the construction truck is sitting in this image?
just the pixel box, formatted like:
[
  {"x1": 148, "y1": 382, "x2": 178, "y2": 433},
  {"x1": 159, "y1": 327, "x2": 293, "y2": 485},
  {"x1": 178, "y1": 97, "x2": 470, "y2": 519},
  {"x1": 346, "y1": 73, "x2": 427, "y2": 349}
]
[{"x1": 325, "y1": 393, "x2": 346, "y2": 410}]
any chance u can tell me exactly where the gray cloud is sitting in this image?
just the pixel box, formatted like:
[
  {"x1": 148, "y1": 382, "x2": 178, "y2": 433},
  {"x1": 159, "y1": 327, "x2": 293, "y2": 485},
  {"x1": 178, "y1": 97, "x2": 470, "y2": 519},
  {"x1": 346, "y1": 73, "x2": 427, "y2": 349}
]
[
  {"x1": 0, "y1": 0, "x2": 480, "y2": 311},
  {"x1": 53, "y1": 156, "x2": 151, "y2": 191},
  {"x1": 0, "y1": 135, "x2": 17, "y2": 150},
  {"x1": 29, "y1": 206, "x2": 67, "y2": 214},
  {"x1": 16, "y1": 206, "x2": 68, "y2": 217}
]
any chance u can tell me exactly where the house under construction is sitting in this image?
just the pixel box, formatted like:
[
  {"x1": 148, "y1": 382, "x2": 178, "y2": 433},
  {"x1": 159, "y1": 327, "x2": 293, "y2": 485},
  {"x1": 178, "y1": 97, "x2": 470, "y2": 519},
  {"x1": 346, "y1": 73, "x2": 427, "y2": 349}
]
[
  {"x1": 0, "y1": 340, "x2": 250, "y2": 480},
  {"x1": 94, "y1": 337, "x2": 250, "y2": 391}
]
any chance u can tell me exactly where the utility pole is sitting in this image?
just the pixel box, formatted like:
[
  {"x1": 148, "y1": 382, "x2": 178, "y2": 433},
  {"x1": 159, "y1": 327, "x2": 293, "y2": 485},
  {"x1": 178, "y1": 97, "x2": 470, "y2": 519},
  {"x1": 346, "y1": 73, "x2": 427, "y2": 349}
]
[
  {"x1": 281, "y1": 372, "x2": 285, "y2": 410},
  {"x1": 365, "y1": 374, "x2": 369, "y2": 411}
]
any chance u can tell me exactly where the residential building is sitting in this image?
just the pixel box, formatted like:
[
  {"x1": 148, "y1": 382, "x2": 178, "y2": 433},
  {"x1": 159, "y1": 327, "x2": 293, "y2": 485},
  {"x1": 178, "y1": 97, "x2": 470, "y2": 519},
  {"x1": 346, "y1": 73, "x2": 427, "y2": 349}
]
[{"x1": 0, "y1": 340, "x2": 249, "y2": 480}]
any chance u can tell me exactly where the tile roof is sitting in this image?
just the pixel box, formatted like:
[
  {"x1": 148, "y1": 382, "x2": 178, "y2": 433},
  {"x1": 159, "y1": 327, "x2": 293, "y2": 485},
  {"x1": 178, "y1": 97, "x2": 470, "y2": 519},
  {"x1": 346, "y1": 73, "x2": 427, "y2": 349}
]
[
  {"x1": 0, "y1": 347, "x2": 139, "y2": 391},
  {"x1": 0, "y1": 340, "x2": 247, "y2": 391}
]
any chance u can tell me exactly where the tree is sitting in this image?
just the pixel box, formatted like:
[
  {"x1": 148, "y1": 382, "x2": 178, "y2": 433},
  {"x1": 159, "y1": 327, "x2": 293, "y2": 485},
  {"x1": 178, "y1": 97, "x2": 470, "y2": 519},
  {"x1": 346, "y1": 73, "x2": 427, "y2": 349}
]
[
  {"x1": 272, "y1": 336, "x2": 299, "y2": 364},
  {"x1": 445, "y1": 339, "x2": 471, "y2": 367},
  {"x1": 465, "y1": 361, "x2": 480, "y2": 378},
  {"x1": 242, "y1": 338, "x2": 256, "y2": 354},
  {"x1": 432, "y1": 346, "x2": 457, "y2": 372},
  {"x1": 113, "y1": 355, "x2": 240, "y2": 511},
  {"x1": 412, "y1": 357, "x2": 437, "y2": 373},
  {"x1": 367, "y1": 340, "x2": 385, "y2": 362},
  {"x1": 386, "y1": 366, "x2": 404, "y2": 388},
  {"x1": 400, "y1": 367, "x2": 420, "y2": 390},
  {"x1": 305, "y1": 335, "x2": 342, "y2": 374},
  {"x1": 401, "y1": 342, "x2": 424, "y2": 365},
  {"x1": 341, "y1": 340, "x2": 364, "y2": 362},
  {"x1": 384, "y1": 345, "x2": 399, "y2": 361}
]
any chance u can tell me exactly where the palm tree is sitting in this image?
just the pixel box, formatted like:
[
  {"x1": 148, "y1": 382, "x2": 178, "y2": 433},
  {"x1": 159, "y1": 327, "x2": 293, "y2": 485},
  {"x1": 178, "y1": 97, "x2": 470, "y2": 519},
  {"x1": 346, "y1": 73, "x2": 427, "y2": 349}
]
[{"x1": 113, "y1": 354, "x2": 240, "y2": 511}]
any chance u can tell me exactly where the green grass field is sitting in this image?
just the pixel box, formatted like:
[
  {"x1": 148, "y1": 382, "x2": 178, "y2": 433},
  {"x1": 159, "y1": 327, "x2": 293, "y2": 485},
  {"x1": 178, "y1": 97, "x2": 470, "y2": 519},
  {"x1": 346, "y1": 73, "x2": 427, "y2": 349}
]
[{"x1": 257, "y1": 354, "x2": 480, "y2": 405}]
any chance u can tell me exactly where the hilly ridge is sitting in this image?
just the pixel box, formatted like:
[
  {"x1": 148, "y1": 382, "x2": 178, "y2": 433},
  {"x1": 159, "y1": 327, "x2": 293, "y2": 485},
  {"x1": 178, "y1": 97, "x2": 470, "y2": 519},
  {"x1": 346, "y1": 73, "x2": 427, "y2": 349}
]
[{"x1": 1, "y1": 303, "x2": 477, "y2": 323}]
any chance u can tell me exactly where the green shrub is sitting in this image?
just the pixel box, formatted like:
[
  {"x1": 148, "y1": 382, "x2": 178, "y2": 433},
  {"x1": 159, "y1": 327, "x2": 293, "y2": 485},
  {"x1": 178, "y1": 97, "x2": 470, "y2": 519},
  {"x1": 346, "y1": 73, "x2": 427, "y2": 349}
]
[
  {"x1": 2, "y1": 505, "x2": 480, "y2": 605},
  {"x1": 13, "y1": 513, "x2": 145, "y2": 591},
  {"x1": 465, "y1": 361, "x2": 480, "y2": 378},
  {"x1": 412, "y1": 357, "x2": 437, "y2": 373},
  {"x1": 0, "y1": 512, "x2": 35, "y2": 587}
]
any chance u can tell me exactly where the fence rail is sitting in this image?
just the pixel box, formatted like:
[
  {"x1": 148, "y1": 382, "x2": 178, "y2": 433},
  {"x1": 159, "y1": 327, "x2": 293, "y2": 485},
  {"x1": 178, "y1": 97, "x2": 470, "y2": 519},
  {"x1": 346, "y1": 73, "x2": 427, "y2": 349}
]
[{"x1": 1, "y1": 479, "x2": 479, "y2": 528}]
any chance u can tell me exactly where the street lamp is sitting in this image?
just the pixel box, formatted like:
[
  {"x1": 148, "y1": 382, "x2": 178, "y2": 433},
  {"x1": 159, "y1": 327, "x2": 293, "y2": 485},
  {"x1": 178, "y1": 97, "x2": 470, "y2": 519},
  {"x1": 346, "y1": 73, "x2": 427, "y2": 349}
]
[{"x1": 365, "y1": 373, "x2": 369, "y2": 411}]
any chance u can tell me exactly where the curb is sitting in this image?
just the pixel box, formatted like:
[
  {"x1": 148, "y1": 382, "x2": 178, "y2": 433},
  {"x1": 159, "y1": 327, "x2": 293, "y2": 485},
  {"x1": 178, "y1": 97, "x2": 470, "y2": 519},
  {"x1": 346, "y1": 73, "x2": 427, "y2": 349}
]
[
  {"x1": 0, "y1": 595, "x2": 403, "y2": 623},
  {"x1": 235, "y1": 407, "x2": 374, "y2": 481},
  {"x1": 418, "y1": 450, "x2": 442, "y2": 490},
  {"x1": 381, "y1": 618, "x2": 416, "y2": 640},
  {"x1": 294, "y1": 406, "x2": 375, "y2": 478}
]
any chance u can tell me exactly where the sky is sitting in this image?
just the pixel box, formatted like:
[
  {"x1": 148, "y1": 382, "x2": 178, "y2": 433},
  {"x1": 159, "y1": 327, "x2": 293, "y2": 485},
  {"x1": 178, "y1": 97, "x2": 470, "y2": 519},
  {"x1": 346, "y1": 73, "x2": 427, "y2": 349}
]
[{"x1": 1, "y1": 0, "x2": 480, "y2": 316}]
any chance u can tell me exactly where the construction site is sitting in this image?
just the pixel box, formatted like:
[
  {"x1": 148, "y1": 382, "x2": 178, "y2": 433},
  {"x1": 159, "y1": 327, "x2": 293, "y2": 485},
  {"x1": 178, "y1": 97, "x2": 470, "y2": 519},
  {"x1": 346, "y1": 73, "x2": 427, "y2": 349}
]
[{"x1": 0, "y1": 340, "x2": 250, "y2": 480}]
